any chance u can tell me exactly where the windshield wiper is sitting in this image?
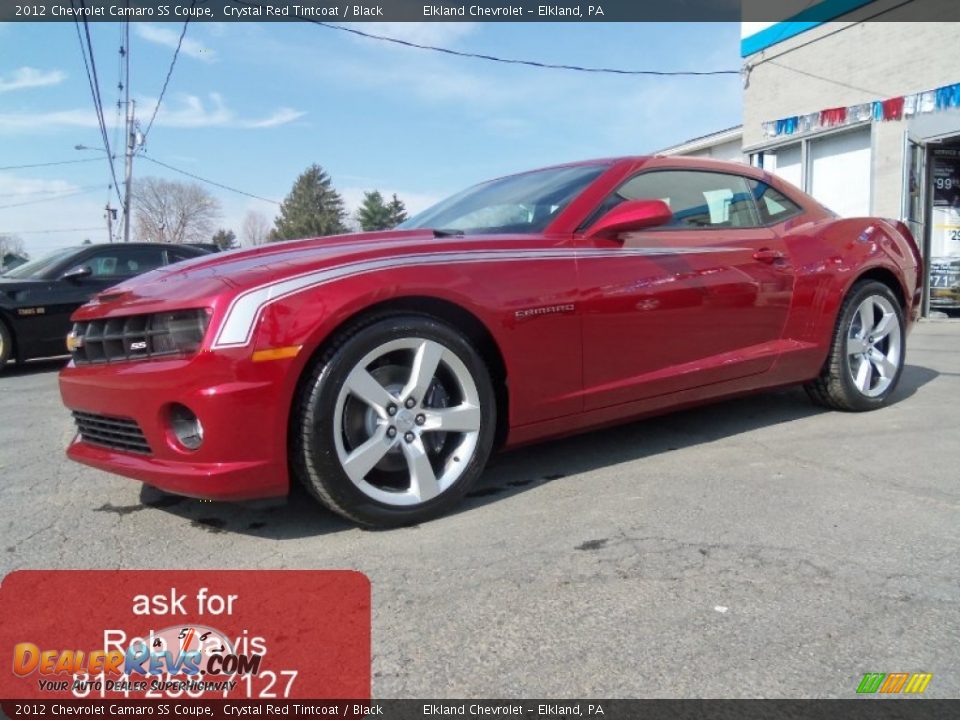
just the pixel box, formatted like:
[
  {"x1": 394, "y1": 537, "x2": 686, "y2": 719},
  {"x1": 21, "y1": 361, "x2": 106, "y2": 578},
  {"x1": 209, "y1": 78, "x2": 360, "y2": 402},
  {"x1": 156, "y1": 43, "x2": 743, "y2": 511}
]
[{"x1": 432, "y1": 228, "x2": 465, "y2": 238}]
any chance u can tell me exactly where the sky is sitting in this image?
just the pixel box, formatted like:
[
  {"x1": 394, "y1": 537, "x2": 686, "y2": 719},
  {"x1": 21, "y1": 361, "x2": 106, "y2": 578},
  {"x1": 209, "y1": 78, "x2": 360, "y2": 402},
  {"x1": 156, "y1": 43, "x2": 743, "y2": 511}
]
[{"x1": 0, "y1": 21, "x2": 743, "y2": 256}]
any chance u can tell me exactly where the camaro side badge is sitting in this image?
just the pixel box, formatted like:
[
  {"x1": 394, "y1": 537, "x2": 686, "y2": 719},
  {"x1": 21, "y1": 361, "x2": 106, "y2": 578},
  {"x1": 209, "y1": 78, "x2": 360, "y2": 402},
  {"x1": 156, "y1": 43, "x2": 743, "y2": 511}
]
[{"x1": 515, "y1": 303, "x2": 576, "y2": 321}]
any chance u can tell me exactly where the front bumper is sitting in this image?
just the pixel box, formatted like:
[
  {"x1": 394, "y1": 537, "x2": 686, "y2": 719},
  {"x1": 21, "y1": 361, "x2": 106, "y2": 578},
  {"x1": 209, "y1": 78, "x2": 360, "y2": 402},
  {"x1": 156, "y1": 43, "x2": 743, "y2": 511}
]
[{"x1": 59, "y1": 351, "x2": 291, "y2": 500}]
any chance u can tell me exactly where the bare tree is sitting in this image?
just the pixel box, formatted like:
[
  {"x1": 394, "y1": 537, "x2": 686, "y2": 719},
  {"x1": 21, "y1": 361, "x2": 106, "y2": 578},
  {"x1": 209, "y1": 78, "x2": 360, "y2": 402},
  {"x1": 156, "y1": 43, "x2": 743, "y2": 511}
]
[
  {"x1": 241, "y1": 210, "x2": 271, "y2": 247},
  {"x1": 133, "y1": 177, "x2": 221, "y2": 244}
]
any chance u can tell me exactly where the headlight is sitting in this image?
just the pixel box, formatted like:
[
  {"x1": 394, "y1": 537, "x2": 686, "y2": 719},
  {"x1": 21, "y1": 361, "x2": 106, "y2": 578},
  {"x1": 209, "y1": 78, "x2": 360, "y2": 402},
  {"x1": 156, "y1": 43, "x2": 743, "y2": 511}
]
[{"x1": 150, "y1": 309, "x2": 210, "y2": 356}]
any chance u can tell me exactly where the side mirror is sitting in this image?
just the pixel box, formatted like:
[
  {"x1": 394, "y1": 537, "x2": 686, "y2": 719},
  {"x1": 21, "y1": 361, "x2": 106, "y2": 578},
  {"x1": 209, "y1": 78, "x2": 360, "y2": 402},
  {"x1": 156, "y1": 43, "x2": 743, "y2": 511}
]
[
  {"x1": 60, "y1": 265, "x2": 93, "y2": 282},
  {"x1": 588, "y1": 199, "x2": 673, "y2": 239}
]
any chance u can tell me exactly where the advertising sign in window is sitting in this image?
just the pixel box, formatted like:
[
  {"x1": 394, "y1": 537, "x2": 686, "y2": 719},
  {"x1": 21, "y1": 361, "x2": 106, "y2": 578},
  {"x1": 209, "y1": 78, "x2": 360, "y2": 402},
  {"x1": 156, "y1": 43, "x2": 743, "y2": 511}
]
[{"x1": 930, "y1": 147, "x2": 960, "y2": 308}]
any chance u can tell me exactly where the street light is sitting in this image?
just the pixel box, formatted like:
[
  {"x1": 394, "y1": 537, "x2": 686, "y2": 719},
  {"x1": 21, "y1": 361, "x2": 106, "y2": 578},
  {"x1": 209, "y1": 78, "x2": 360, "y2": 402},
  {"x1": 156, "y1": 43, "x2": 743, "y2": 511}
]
[{"x1": 74, "y1": 144, "x2": 115, "y2": 157}]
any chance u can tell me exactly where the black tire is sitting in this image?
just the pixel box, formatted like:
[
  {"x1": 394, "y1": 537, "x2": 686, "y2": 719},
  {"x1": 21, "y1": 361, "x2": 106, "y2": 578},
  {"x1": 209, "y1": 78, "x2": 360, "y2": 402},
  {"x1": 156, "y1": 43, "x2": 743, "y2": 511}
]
[
  {"x1": 292, "y1": 315, "x2": 497, "y2": 527},
  {"x1": 0, "y1": 319, "x2": 12, "y2": 373},
  {"x1": 805, "y1": 280, "x2": 906, "y2": 411}
]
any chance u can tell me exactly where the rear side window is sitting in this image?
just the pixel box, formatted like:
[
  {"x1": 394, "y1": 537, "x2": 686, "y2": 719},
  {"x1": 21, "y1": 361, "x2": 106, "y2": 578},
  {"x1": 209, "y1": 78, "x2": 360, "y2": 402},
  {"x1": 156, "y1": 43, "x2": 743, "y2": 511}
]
[
  {"x1": 84, "y1": 247, "x2": 166, "y2": 277},
  {"x1": 595, "y1": 170, "x2": 761, "y2": 230},
  {"x1": 749, "y1": 180, "x2": 803, "y2": 224}
]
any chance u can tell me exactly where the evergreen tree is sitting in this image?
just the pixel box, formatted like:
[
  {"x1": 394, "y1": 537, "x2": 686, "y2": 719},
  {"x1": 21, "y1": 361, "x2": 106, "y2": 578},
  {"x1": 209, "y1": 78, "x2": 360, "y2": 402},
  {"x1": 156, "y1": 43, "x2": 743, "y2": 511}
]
[
  {"x1": 356, "y1": 191, "x2": 393, "y2": 231},
  {"x1": 271, "y1": 164, "x2": 347, "y2": 241},
  {"x1": 211, "y1": 228, "x2": 237, "y2": 250},
  {"x1": 386, "y1": 193, "x2": 408, "y2": 227}
]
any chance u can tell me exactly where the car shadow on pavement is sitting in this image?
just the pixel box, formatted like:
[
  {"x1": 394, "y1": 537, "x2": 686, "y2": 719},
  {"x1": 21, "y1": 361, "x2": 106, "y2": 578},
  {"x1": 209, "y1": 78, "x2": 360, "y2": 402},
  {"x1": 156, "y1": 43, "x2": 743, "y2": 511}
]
[
  {"x1": 138, "y1": 364, "x2": 939, "y2": 539},
  {"x1": 2, "y1": 357, "x2": 68, "y2": 377}
]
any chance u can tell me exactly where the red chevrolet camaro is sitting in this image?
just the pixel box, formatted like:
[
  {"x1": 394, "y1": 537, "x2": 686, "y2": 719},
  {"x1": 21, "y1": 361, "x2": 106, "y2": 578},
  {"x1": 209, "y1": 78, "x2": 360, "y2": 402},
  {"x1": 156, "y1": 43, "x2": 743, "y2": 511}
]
[{"x1": 59, "y1": 156, "x2": 923, "y2": 526}]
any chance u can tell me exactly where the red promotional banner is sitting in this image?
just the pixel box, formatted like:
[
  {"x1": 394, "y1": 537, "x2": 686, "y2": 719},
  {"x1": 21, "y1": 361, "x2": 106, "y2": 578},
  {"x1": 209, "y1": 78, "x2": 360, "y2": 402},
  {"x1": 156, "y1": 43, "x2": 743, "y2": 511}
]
[{"x1": 0, "y1": 570, "x2": 370, "y2": 703}]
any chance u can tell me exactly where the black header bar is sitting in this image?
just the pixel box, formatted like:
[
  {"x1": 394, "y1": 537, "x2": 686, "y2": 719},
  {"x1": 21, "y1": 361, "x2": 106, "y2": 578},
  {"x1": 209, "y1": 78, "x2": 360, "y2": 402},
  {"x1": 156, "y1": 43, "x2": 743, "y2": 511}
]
[{"x1": 3, "y1": 0, "x2": 960, "y2": 22}]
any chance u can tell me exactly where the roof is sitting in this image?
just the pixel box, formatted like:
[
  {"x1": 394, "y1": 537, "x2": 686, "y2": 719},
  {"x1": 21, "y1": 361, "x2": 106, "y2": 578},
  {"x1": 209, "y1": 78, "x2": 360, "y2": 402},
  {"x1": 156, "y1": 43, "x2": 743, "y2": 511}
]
[{"x1": 656, "y1": 126, "x2": 744, "y2": 156}]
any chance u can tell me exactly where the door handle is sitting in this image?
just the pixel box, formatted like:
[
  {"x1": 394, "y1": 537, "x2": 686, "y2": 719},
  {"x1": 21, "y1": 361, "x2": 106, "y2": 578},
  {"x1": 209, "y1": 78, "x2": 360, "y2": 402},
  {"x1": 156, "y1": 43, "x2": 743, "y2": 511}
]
[{"x1": 753, "y1": 248, "x2": 785, "y2": 263}]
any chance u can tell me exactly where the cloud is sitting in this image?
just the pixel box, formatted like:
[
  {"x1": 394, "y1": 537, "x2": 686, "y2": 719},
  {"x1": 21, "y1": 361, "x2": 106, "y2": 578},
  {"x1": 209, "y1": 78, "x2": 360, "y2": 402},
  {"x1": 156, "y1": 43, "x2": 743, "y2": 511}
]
[
  {"x1": 0, "y1": 67, "x2": 66, "y2": 93},
  {"x1": 0, "y1": 173, "x2": 78, "y2": 196},
  {"x1": 134, "y1": 24, "x2": 217, "y2": 62},
  {"x1": 139, "y1": 94, "x2": 305, "y2": 129},
  {"x1": 0, "y1": 193, "x2": 114, "y2": 257},
  {"x1": 355, "y1": 22, "x2": 478, "y2": 47},
  {"x1": 0, "y1": 94, "x2": 305, "y2": 132},
  {"x1": 142, "y1": 92, "x2": 232, "y2": 127},
  {"x1": 0, "y1": 108, "x2": 106, "y2": 130},
  {"x1": 242, "y1": 107, "x2": 307, "y2": 128}
]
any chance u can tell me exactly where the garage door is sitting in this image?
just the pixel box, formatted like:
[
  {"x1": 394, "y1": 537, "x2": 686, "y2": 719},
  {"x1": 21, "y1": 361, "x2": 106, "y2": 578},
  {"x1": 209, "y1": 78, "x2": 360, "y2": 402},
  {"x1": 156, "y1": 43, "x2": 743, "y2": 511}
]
[
  {"x1": 762, "y1": 143, "x2": 803, "y2": 190},
  {"x1": 809, "y1": 128, "x2": 872, "y2": 217}
]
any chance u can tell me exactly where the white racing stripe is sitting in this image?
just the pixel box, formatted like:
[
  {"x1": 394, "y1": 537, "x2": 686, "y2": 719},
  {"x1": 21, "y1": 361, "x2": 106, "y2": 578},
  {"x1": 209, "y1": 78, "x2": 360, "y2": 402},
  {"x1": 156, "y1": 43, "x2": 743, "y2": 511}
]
[{"x1": 212, "y1": 246, "x2": 747, "y2": 348}]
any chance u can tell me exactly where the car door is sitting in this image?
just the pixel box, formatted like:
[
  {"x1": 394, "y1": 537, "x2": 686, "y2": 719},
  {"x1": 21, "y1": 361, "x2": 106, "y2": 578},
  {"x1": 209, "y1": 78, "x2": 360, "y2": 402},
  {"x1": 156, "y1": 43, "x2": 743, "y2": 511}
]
[
  {"x1": 578, "y1": 168, "x2": 795, "y2": 410},
  {"x1": 32, "y1": 246, "x2": 167, "y2": 355}
]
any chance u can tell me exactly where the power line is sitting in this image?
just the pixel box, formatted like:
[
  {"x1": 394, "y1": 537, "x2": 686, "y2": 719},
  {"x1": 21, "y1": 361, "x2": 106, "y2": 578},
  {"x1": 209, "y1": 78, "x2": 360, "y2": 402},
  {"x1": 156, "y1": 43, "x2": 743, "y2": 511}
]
[
  {"x1": 0, "y1": 185, "x2": 104, "y2": 198},
  {"x1": 0, "y1": 187, "x2": 104, "y2": 210},
  {"x1": 0, "y1": 158, "x2": 103, "y2": 171},
  {"x1": 316, "y1": 20, "x2": 739, "y2": 76},
  {"x1": 229, "y1": 1, "x2": 738, "y2": 77},
  {"x1": 3, "y1": 226, "x2": 104, "y2": 234},
  {"x1": 71, "y1": 3, "x2": 125, "y2": 209},
  {"x1": 766, "y1": 60, "x2": 886, "y2": 99},
  {"x1": 140, "y1": 155, "x2": 281, "y2": 205},
  {"x1": 140, "y1": 0, "x2": 197, "y2": 147}
]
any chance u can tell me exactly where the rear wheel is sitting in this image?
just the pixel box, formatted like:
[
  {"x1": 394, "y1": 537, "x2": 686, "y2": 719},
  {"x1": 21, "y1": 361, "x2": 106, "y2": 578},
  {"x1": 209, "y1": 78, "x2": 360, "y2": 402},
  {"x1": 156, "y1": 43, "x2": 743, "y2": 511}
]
[
  {"x1": 293, "y1": 315, "x2": 496, "y2": 527},
  {"x1": 0, "y1": 320, "x2": 12, "y2": 373},
  {"x1": 805, "y1": 280, "x2": 905, "y2": 411}
]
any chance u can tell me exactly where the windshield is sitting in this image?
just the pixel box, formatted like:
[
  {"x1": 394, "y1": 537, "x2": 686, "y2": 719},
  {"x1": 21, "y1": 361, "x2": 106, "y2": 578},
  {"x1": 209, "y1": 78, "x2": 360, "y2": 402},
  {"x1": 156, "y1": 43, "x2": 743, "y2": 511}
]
[
  {"x1": 399, "y1": 164, "x2": 607, "y2": 234},
  {"x1": 1, "y1": 247, "x2": 77, "y2": 279}
]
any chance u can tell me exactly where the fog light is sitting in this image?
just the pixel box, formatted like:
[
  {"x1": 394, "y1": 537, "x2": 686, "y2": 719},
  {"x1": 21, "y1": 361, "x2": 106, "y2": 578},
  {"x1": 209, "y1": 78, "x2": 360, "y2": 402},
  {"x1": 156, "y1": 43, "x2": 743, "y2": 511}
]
[{"x1": 169, "y1": 404, "x2": 203, "y2": 450}]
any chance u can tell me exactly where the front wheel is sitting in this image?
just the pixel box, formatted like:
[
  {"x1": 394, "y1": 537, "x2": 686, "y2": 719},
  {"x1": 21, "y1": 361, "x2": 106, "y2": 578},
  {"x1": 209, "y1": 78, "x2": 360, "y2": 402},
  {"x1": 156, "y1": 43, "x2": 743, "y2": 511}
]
[
  {"x1": 805, "y1": 280, "x2": 906, "y2": 411},
  {"x1": 293, "y1": 315, "x2": 496, "y2": 527}
]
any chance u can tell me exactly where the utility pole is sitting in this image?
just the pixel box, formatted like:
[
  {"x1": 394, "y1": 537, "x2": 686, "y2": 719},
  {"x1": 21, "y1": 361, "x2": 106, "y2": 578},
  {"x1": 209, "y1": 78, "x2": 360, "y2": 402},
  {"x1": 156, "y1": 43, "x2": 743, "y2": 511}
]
[
  {"x1": 123, "y1": 98, "x2": 135, "y2": 243},
  {"x1": 105, "y1": 204, "x2": 116, "y2": 243}
]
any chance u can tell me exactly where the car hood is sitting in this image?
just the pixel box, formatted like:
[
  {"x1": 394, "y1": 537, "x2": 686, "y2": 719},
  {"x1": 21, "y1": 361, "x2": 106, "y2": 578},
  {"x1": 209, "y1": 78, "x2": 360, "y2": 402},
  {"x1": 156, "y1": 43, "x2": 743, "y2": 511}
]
[{"x1": 72, "y1": 230, "x2": 540, "y2": 320}]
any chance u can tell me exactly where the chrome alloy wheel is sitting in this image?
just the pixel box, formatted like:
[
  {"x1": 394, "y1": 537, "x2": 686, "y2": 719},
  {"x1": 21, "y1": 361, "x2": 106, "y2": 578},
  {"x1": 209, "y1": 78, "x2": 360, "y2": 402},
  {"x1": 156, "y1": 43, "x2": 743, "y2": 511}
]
[
  {"x1": 846, "y1": 294, "x2": 902, "y2": 398},
  {"x1": 332, "y1": 337, "x2": 482, "y2": 507}
]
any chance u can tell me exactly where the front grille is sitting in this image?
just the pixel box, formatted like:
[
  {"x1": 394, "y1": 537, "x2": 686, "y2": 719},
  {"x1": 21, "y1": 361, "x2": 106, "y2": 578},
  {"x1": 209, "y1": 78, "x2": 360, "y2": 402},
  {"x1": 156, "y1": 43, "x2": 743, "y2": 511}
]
[
  {"x1": 70, "y1": 311, "x2": 205, "y2": 365},
  {"x1": 73, "y1": 411, "x2": 152, "y2": 455}
]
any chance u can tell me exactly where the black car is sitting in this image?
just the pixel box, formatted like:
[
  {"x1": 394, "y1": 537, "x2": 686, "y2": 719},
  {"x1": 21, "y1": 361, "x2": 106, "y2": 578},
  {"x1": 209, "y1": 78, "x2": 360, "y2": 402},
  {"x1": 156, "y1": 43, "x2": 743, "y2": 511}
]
[{"x1": 0, "y1": 243, "x2": 210, "y2": 371}]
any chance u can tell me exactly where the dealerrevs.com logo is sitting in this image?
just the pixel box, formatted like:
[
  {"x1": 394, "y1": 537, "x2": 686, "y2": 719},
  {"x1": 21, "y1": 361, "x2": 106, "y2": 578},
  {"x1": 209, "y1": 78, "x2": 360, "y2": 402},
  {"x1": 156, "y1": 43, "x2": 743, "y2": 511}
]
[
  {"x1": 13, "y1": 625, "x2": 266, "y2": 695},
  {"x1": 856, "y1": 673, "x2": 933, "y2": 694}
]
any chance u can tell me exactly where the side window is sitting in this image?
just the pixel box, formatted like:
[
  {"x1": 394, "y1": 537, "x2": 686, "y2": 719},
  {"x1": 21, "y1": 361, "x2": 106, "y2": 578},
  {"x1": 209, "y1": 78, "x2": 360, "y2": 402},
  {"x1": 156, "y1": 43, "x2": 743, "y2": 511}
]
[
  {"x1": 85, "y1": 253, "x2": 118, "y2": 277},
  {"x1": 589, "y1": 170, "x2": 761, "y2": 230},
  {"x1": 749, "y1": 180, "x2": 803, "y2": 224},
  {"x1": 84, "y1": 247, "x2": 166, "y2": 277},
  {"x1": 118, "y1": 247, "x2": 165, "y2": 275}
]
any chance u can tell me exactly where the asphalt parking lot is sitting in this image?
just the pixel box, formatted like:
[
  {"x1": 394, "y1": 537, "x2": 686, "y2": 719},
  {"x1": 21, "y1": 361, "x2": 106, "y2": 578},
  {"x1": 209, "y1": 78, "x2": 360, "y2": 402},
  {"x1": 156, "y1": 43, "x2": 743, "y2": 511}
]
[{"x1": 1, "y1": 321, "x2": 958, "y2": 699}]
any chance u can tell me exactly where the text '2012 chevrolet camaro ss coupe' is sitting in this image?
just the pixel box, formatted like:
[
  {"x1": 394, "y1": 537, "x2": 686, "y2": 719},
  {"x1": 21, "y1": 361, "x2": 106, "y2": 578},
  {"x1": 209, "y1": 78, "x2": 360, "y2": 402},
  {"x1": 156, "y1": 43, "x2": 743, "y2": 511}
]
[{"x1": 59, "y1": 157, "x2": 923, "y2": 527}]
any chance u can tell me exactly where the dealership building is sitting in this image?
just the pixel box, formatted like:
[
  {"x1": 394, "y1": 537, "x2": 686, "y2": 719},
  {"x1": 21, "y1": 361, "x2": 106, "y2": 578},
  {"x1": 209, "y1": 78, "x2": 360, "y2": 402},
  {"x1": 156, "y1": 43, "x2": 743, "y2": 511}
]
[{"x1": 662, "y1": 0, "x2": 960, "y2": 315}]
